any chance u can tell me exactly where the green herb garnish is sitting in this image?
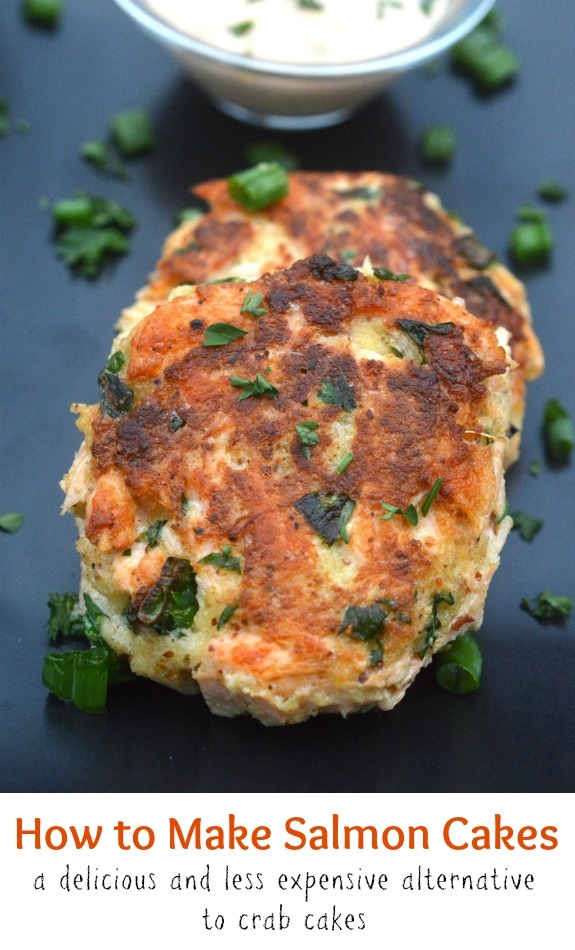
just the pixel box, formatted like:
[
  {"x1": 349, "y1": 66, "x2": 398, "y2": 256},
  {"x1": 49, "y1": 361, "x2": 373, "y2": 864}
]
[
  {"x1": 228, "y1": 162, "x2": 289, "y2": 212},
  {"x1": 434, "y1": 634, "x2": 482, "y2": 694},
  {"x1": 372, "y1": 267, "x2": 410, "y2": 282},
  {"x1": 217, "y1": 605, "x2": 239, "y2": 630},
  {"x1": 47, "y1": 592, "x2": 85, "y2": 640},
  {"x1": 110, "y1": 108, "x2": 155, "y2": 158},
  {"x1": 23, "y1": 0, "x2": 62, "y2": 27},
  {"x1": 451, "y1": 13, "x2": 519, "y2": 91},
  {"x1": 129, "y1": 557, "x2": 199, "y2": 635},
  {"x1": 537, "y1": 178, "x2": 568, "y2": 203},
  {"x1": 245, "y1": 141, "x2": 299, "y2": 172},
  {"x1": 51, "y1": 194, "x2": 135, "y2": 278},
  {"x1": 543, "y1": 398, "x2": 573, "y2": 463},
  {"x1": 521, "y1": 591, "x2": 573, "y2": 623},
  {"x1": 228, "y1": 20, "x2": 254, "y2": 36},
  {"x1": 336, "y1": 451, "x2": 354, "y2": 475},
  {"x1": 419, "y1": 591, "x2": 455, "y2": 658},
  {"x1": 510, "y1": 209, "x2": 554, "y2": 266},
  {"x1": 146, "y1": 519, "x2": 167, "y2": 548},
  {"x1": 241, "y1": 290, "x2": 267, "y2": 318},
  {"x1": 381, "y1": 502, "x2": 419, "y2": 526},
  {"x1": 298, "y1": 0, "x2": 324, "y2": 9},
  {"x1": 81, "y1": 140, "x2": 128, "y2": 178},
  {"x1": 337, "y1": 185, "x2": 381, "y2": 201},
  {"x1": 294, "y1": 492, "x2": 355, "y2": 546},
  {"x1": 396, "y1": 318, "x2": 455, "y2": 352},
  {"x1": 318, "y1": 375, "x2": 356, "y2": 412},
  {"x1": 494, "y1": 496, "x2": 509, "y2": 524},
  {"x1": 421, "y1": 477, "x2": 443, "y2": 516},
  {"x1": 202, "y1": 322, "x2": 248, "y2": 347},
  {"x1": 0, "y1": 511, "x2": 24, "y2": 533},
  {"x1": 230, "y1": 372, "x2": 279, "y2": 400},
  {"x1": 176, "y1": 207, "x2": 203, "y2": 225},
  {"x1": 200, "y1": 545, "x2": 242, "y2": 574},
  {"x1": 98, "y1": 370, "x2": 134, "y2": 419},
  {"x1": 528, "y1": 459, "x2": 541, "y2": 477},
  {"x1": 511, "y1": 510, "x2": 543, "y2": 542},
  {"x1": 339, "y1": 603, "x2": 386, "y2": 667},
  {"x1": 421, "y1": 125, "x2": 456, "y2": 164},
  {"x1": 0, "y1": 98, "x2": 9, "y2": 137},
  {"x1": 105, "y1": 351, "x2": 126, "y2": 373},
  {"x1": 295, "y1": 420, "x2": 320, "y2": 459}
]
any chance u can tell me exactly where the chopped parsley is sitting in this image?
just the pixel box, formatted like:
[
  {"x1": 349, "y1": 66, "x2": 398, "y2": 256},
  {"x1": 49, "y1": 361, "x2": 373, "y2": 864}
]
[
  {"x1": 420, "y1": 125, "x2": 456, "y2": 164},
  {"x1": 217, "y1": 605, "x2": 239, "y2": 630},
  {"x1": 381, "y1": 502, "x2": 419, "y2": 526},
  {"x1": 521, "y1": 591, "x2": 573, "y2": 623},
  {"x1": 336, "y1": 451, "x2": 354, "y2": 475},
  {"x1": 511, "y1": 510, "x2": 543, "y2": 542},
  {"x1": 228, "y1": 162, "x2": 289, "y2": 212},
  {"x1": 295, "y1": 420, "x2": 320, "y2": 458},
  {"x1": 228, "y1": 20, "x2": 254, "y2": 37},
  {"x1": 339, "y1": 604, "x2": 387, "y2": 667},
  {"x1": 543, "y1": 398, "x2": 573, "y2": 463},
  {"x1": 245, "y1": 141, "x2": 299, "y2": 172},
  {"x1": 537, "y1": 178, "x2": 568, "y2": 203},
  {"x1": 298, "y1": 0, "x2": 324, "y2": 9},
  {"x1": 240, "y1": 290, "x2": 267, "y2": 318},
  {"x1": 294, "y1": 492, "x2": 355, "y2": 546},
  {"x1": 318, "y1": 375, "x2": 357, "y2": 412},
  {"x1": 98, "y1": 370, "x2": 134, "y2": 419},
  {"x1": 50, "y1": 194, "x2": 135, "y2": 278},
  {"x1": 81, "y1": 140, "x2": 128, "y2": 178},
  {"x1": 110, "y1": 108, "x2": 155, "y2": 158},
  {"x1": 0, "y1": 511, "x2": 24, "y2": 533},
  {"x1": 230, "y1": 372, "x2": 279, "y2": 400},
  {"x1": 200, "y1": 545, "x2": 242, "y2": 574},
  {"x1": 372, "y1": 267, "x2": 410, "y2": 282},
  {"x1": 396, "y1": 318, "x2": 455, "y2": 354},
  {"x1": 419, "y1": 591, "x2": 455, "y2": 659},
  {"x1": 434, "y1": 634, "x2": 482, "y2": 694},
  {"x1": 202, "y1": 322, "x2": 248, "y2": 346},
  {"x1": 146, "y1": 519, "x2": 167, "y2": 548},
  {"x1": 47, "y1": 592, "x2": 85, "y2": 640},
  {"x1": 128, "y1": 557, "x2": 199, "y2": 635},
  {"x1": 170, "y1": 413, "x2": 186, "y2": 431}
]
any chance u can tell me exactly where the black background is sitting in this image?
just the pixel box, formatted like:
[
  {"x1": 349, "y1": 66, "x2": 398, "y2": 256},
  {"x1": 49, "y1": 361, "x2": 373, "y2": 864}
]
[{"x1": 1, "y1": 0, "x2": 573, "y2": 792}]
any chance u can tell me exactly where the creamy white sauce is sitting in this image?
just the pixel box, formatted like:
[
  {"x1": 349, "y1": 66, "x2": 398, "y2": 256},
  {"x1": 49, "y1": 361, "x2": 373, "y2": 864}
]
[{"x1": 145, "y1": 0, "x2": 454, "y2": 65}]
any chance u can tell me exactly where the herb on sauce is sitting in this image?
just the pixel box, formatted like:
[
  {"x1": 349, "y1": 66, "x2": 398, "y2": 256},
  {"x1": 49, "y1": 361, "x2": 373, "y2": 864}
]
[
  {"x1": 294, "y1": 492, "x2": 355, "y2": 546},
  {"x1": 310, "y1": 257, "x2": 358, "y2": 282},
  {"x1": 543, "y1": 398, "x2": 573, "y2": 463},
  {"x1": 336, "y1": 451, "x2": 354, "y2": 475},
  {"x1": 420, "y1": 125, "x2": 456, "y2": 164},
  {"x1": 217, "y1": 605, "x2": 239, "y2": 630},
  {"x1": 202, "y1": 322, "x2": 248, "y2": 347},
  {"x1": 146, "y1": 520, "x2": 167, "y2": 548},
  {"x1": 228, "y1": 162, "x2": 289, "y2": 212},
  {"x1": 241, "y1": 290, "x2": 267, "y2": 318},
  {"x1": 228, "y1": 20, "x2": 254, "y2": 36},
  {"x1": 337, "y1": 184, "x2": 382, "y2": 201},
  {"x1": 200, "y1": 545, "x2": 242, "y2": 574},
  {"x1": 98, "y1": 370, "x2": 134, "y2": 419},
  {"x1": 434, "y1": 634, "x2": 482, "y2": 694},
  {"x1": 339, "y1": 603, "x2": 386, "y2": 667},
  {"x1": 372, "y1": 267, "x2": 410, "y2": 282},
  {"x1": 0, "y1": 511, "x2": 24, "y2": 533},
  {"x1": 521, "y1": 591, "x2": 573, "y2": 623},
  {"x1": 419, "y1": 591, "x2": 455, "y2": 658},
  {"x1": 295, "y1": 420, "x2": 320, "y2": 458},
  {"x1": 298, "y1": 0, "x2": 324, "y2": 9},
  {"x1": 511, "y1": 510, "x2": 543, "y2": 543},
  {"x1": 318, "y1": 375, "x2": 357, "y2": 412},
  {"x1": 110, "y1": 108, "x2": 155, "y2": 158},
  {"x1": 230, "y1": 372, "x2": 279, "y2": 400}
]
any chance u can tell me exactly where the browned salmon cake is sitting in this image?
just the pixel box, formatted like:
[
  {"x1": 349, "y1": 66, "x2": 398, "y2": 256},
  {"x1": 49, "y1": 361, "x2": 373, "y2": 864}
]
[
  {"x1": 63, "y1": 256, "x2": 512, "y2": 725},
  {"x1": 118, "y1": 171, "x2": 543, "y2": 466}
]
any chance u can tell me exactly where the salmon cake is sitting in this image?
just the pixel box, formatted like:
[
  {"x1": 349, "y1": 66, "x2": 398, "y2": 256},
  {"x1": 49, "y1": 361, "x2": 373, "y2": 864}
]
[
  {"x1": 118, "y1": 171, "x2": 543, "y2": 466},
  {"x1": 62, "y1": 256, "x2": 513, "y2": 725}
]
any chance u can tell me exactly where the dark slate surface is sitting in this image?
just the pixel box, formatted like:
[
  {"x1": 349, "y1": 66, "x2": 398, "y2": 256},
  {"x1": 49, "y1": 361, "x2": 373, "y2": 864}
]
[{"x1": 0, "y1": 0, "x2": 573, "y2": 791}]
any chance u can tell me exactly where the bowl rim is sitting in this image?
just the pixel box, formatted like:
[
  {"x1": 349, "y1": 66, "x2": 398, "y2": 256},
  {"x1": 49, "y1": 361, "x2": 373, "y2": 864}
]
[{"x1": 111, "y1": 0, "x2": 497, "y2": 78}]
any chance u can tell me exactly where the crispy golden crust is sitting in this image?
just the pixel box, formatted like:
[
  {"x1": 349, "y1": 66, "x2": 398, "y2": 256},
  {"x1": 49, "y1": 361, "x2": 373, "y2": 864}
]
[
  {"x1": 120, "y1": 172, "x2": 542, "y2": 467},
  {"x1": 67, "y1": 257, "x2": 512, "y2": 724}
]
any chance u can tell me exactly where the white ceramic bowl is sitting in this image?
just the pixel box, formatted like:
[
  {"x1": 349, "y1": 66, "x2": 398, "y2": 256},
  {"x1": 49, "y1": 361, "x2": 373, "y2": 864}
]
[{"x1": 111, "y1": 0, "x2": 496, "y2": 129}]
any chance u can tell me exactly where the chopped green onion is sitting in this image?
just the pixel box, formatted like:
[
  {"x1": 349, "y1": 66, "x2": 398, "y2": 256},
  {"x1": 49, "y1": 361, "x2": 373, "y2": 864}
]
[
  {"x1": 509, "y1": 213, "x2": 554, "y2": 266},
  {"x1": 217, "y1": 605, "x2": 239, "y2": 630},
  {"x1": 336, "y1": 451, "x2": 354, "y2": 475},
  {"x1": 110, "y1": 108, "x2": 155, "y2": 158},
  {"x1": 528, "y1": 459, "x2": 541, "y2": 477},
  {"x1": 42, "y1": 648, "x2": 109, "y2": 714},
  {"x1": 521, "y1": 591, "x2": 572, "y2": 623},
  {"x1": 537, "y1": 178, "x2": 568, "y2": 203},
  {"x1": 543, "y1": 398, "x2": 573, "y2": 463},
  {"x1": 23, "y1": 0, "x2": 62, "y2": 27},
  {"x1": 451, "y1": 16, "x2": 519, "y2": 91},
  {"x1": 421, "y1": 477, "x2": 443, "y2": 516},
  {"x1": 510, "y1": 510, "x2": 543, "y2": 542},
  {"x1": 434, "y1": 634, "x2": 482, "y2": 694},
  {"x1": 202, "y1": 322, "x2": 248, "y2": 347},
  {"x1": 298, "y1": 0, "x2": 324, "y2": 8},
  {"x1": 0, "y1": 511, "x2": 24, "y2": 533},
  {"x1": 228, "y1": 163, "x2": 289, "y2": 212},
  {"x1": 245, "y1": 141, "x2": 299, "y2": 171},
  {"x1": 421, "y1": 125, "x2": 456, "y2": 164}
]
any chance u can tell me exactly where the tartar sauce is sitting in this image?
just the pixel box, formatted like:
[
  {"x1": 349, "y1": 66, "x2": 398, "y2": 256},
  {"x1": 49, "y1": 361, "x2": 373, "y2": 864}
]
[{"x1": 144, "y1": 0, "x2": 453, "y2": 66}]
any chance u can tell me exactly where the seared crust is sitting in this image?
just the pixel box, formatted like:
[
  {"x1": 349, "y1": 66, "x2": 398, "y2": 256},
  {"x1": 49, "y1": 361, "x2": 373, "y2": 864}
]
[{"x1": 64, "y1": 257, "x2": 512, "y2": 724}]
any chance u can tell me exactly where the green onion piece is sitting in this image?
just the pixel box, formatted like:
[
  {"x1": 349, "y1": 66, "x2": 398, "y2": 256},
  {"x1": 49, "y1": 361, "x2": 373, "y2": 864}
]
[
  {"x1": 421, "y1": 125, "x2": 456, "y2": 164},
  {"x1": 0, "y1": 511, "x2": 24, "y2": 533},
  {"x1": 110, "y1": 108, "x2": 155, "y2": 158},
  {"x1": 42, "y1": 648, "x2": 109, "y2": 714},
  {"x1": 434, "y1": 634, "x2": 482, "y2": 694},
  {"x1": 372, "y1": 267, "x2": 410, "y2": 282},
  {"x1": 228, "y1": 20, "x2": 254, "y2": 36},
  {"x1": 23, "y1": 0, "x2": 62, "y2": 27},
  {"x1": 217, "y1": 604, "x2": 239, "y2": 630},
  {"x1": 52, "y1": 196, "x2": 96, "y2": 227},
  {"x1": 543, "y1": 398, "x2": 573, "y2": 463},
  {"x1": 537, "y1": 178, "x2": 568, "y2": 203},
  {"x1": 202, "y1": 322, "x2": 248, "y2": 347},
  {"x1": 451, "y1": 17, "x2": 519, "y2": 91},
  {"x1": 510, "y1": 510, "x2": 543, "y2": 542},
  {"x1": 228, "y1": 163, "x2": 289, "y2": 212},
  {"x1": 105, "y1": 351, "x2": 125, "y2": 373},
  {"x1": 521, "y1": 591, "x2": 573, "y2": 623},
  {"x1": 245, "y1": 141, "x2": 299, "y2": 171},
  {"x1": 510, "y1": 216, "x2": 554, "y2": 266},
  {"x1": 81, "y1": 140, "x2": 128, "y2": 179},
  {"x1": 336, "y1": 451, "x2": 354, "y2": 475},
  {"x1": 421, "y1": 477, "x2": 443, "y2": 516},
  {"x1": 47, "y1": 592, "x2": 83, "y2": 640}
]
